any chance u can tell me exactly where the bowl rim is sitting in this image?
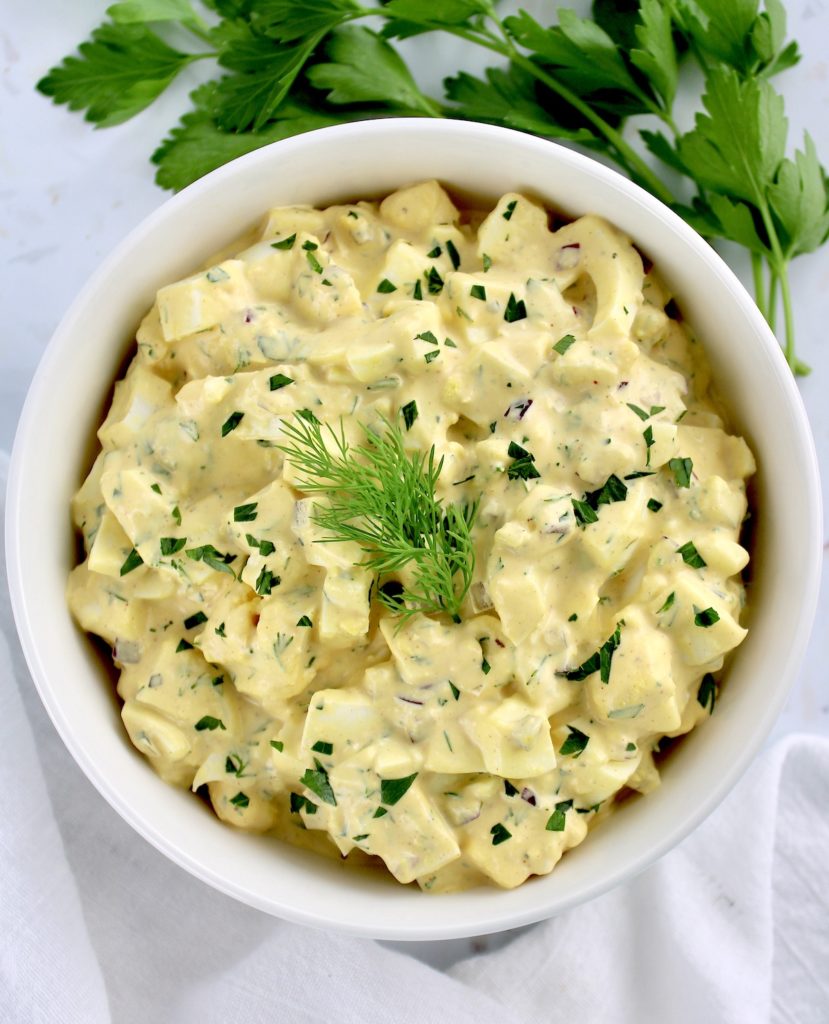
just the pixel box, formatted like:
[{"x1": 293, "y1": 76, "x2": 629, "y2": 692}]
[{"x1": 5, "y1": 117, "x2": 823, "y2": 940}]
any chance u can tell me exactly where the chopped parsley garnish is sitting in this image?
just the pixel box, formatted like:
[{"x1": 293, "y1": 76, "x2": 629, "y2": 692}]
[
  {"x1": 296, "y1": 615, "x2": 313, "y2": 628},
  {"x1": 507, "y1": 441, "x2": 540, "y2": 480},
  {"x1": 305, "y1": 249, "x2": 323, "y2": 274},
  {"x1": 271, "y1": 233, "x2": 296, "y2": 250},
  {"x1": 698, "y1": 673, "x2": 717, "y2": 713},
  {"x1": 643, "y1": 425, "x2": 654, "y2": 464},
  {"x1": 296, "y1": 408, "x2": 320, "y2": 424},
  {"x1": 490, "y1": 823, "x2": 512, "y2": 845},
  {"x1": 353, "y1": 834, "x2": 369, "y2": 842},
  {"x1": 380, "y1": 773, "x2": 418, "y2": 806},
  {"x1": 194, "y1": 715, "x2": 225, "y2": 732},
  {"x1": 626, "y1": 742, "x2": 637, "y2": 752},
  {"x1": 504, "y1": 779, "x2": 518, "y2": 797},
  {"x1": 424, "y1": 349, "x2": 440, "y2": 364},
  {"x1": 415, "y1": 330, "x2": 438, "y2": 344},
  {"x1": 572, "y1": 474, "x2": 627, "y2": 526},
  {"x1": 669, "y1": 457, "x2": 693, "y2": 488},
  {"x1": 647, "y1": 498, "x2": 663, "y2": 513},
  {"x1": 658, "y1": 592, "x2": 675, "y2": 614},
  {"x1": 481, "y1": 656, "x2": 492, "y2": 675},
  {"x1": 246, "y1": 534, "x2": 275, "y2": 555},
  {"x1": 311, "y1": 740, "x2": 334, "y2": 755},
  {"x1": 186, "y1": 544, "x2": 236, "y2": 576},
  {"x1": 269, "y1": 373, "x2": 293, "y2": 391},
  {"x1": 290, "y1": 793, "x2": 316, "y2": 814},
  {"x1": 270, "y1": 740, "x2": 284, "y2": 752},
  {"x1": 401, "y1": 400, "x2": 419, "y2": 430},
  {"x1": 160, "y1": 537, "x2": 185, "y2": 556},
  {"x1": 175, "y1": 638, "x2": 193, "y2": 653},
  {"x1": 553, "y1": 334, "x2": 576, "y2": 355},
  {"x1": 504, "y1": 292, "x2": 527, "y2": 322},
  {"x1": 625, "y1": 471, "x2": 655, "y2": 480},
  {"x1": 627, "y1": 403, "x2": 650, "y2": 421},
  {"x1": 230, "y1": 791, "x2": 249, "y2": 808},
  {"x1": 559, "y1": 621, "x2": 624, "y2": 684},
  {"x1": 572, "y1": 499, "x2": 598, "y2": 526},
  {"x1": 568, "y1": 613, "x2": 578, "y2": 622},
  {"x1": 444, "y1": 336, "x2": 457, "y2": 348},
  {"x1": 426, "y1": 266, "x2": 444, "y2": 294},
  {"x1": 502, "y1": 199, "x2": 518, "y2": 220},
  {"x1": 546, "y1": 799, "x2": 573, "y2": 832},
  {"x1": 677, "y1": 541, "x2": 707, "y2": 568},
  {"x1": 482, "y1": 253, "x2": 492, "y2": 272},
  {"x1": 470, "y1": 284, "x2": 486, "y2": 301},
  {"x1": 694, "y1": 605, "x2": 720, "y2": 627},
  {"x1": 427, "y1": 245, "x2": 442, "y2": 258},
  {"x1": 119, "y1": 548, "x2": 143, "y2": 576},
  {"x1": 412, "y1": 279, "x2": 423, "y2": 300},
  {"x1": 183, "y1": 611, "x2": 207, "y2": 630},
  {"x1": 377, "y1": 278, "x2": 397, "y2": 293},
  {"x1": 221, "y1": 411, "x2": 244, "y2": 437},
  {"x1": 150, "y1": 483, "x2": 161, "y2": 494},
  {"x1": 255, "y1": 566, "x2": 278, "y2": 596},
  {"x1": 233, "y1": 502, "x2": 258, "y2": 522},
  {"x1": 559, "y1": 725, "x2": 590, "y2": 758},
  {"x1": 214, "y1": 622, "x2": 226, "y2": 637},
  {"x1": 446, "y1": 239, "x2": 461, "y2": 270},
  {"x1": 449, "y1": 681, "x2": 460, "y2": 701},
  {"x1": 373, "y1": 806, "x2": 388, "y2": 818},
  {"x1": 172, "y1": 505, "x2": 182, "y2": 525},
  {"x1": 300, "y1": 759, "x2": 337, "y2": 805}
]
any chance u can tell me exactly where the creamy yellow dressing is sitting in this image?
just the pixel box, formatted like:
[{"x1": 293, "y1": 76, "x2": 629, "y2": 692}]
[{"x1": 68, "y1": 182, "x2": 754, "y2": 891}]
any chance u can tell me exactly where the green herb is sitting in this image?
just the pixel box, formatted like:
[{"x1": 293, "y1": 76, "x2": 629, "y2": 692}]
[
  {"x1": 490, "y1": 823, "x2": 512, "y2": 845},
  {"x1": 481, "y1": 656, "x2": 491, "y2": 675},
  {"x1": 626, "y1": 742, "x2": 637, "y2": 752},
  {"x1": 380, "y1": 773, "x2": 418, "y2": 806},
  {"x1": 311, "y1": 740, "x2": 334, "y2": 755},
  {"x1": 658, "y1": 593, "x2": 675, "y2": 614},
  {"x1": 677, "y1": 540, "x2": 707, "y2": 569},
  {"x1": 186, "y1": 543, "x2": 236, "y2": 576},
  {"x1": 627, "y1": 403, "x2": 650, "y2": 421},
  {"x1": 230, "y1": 791, "x2": 250, "y2": 808},
  {"x1": 305, "y1": 249, "x2": 324, "y2": 274},
  {"x1": 643, "y1": 425, "x2": 654, "y2": 465},
  {"x1": 553, "y1": 334, "x2": 576, "y2": 355},
  {"x1": 401, "y1": 400, "x2": 419, "y2": 431},
  {"x1": 669, "y1": 457, "x2": 693, "y2": 488},
  {"x1": 449, "y1": 681, "x2": 460, "y2": 701},
  {"x1": 150, "y1": 483, "x2": 162, "y2": 494},
  {"x1": 559, "y1": 621, "x2": 624, "y2": 684},
  {"x1": 195, "y1": 715, "x2": 225, "y2": 732},
  {"x1": 183, "y1": 610, "x2": 208, "y2": 630},
  {"x1": 572, "y1": 473, "x2": 627, "y2": 527},
  {"x1": 271, "y1": 233, "x2": 296, "y2": 250},
  {"x1": 160, "y1": 536, "x2": 186, "y2": 556},
  {"x1": 301, "y1": 759, "x2": 337, "y2": 806},
  {"x1": 269, "y1": 373, "x2": 294, "y2": 391},
  {"x1": 426, "y1": 266, "x2": 444, "y2": 294},
  {"x1": 427, "y1": 245, "x2": 442, "y2": 258},
  {"x1": 698, "y1": 673, "x2": 718, "y2": 713},
  {"x1": 270, "y1": 739, "x2": 284, "y2": 752},
  {"x1": 568, "y1": 613, "x2": 578, "y2": 622},
  {"x1": 255, "y1": 566, "x2": 277, "y2": 595},
  {"x1": 234, "y1": 502, "x2": 258, "y2": 522},
  {"x1": 172, "y1": 505, "x2": 181, "y2": 525},
  {"x1": 572, "y1": 499, "x2": 598, "y2": 527},
  {"x1": 504, "y1": 779, "x2": 518, "y2": 797},
  {"x1": 502, "y1": 199, "x2": 518, "y2": 221},
  {"x1": 482, "y1": 253, "x2": 492, "y2": 272},
  {"x1": 412, "y1": 280, "x2": 423, "y2": 300},
  {"x1": 352, "y1": 833, "x2": 369, "y2": 842},
  {"x1": 221, "y1": 411, "x2": 244, "y2": 437},
  {"x1": 119, "y1": 548, "x2": 143, "y2": 576},
  {"x1": 446, "y1": 239, "x2": 461, "y2": 269},
  {"x1": 279, "y1": 414, "x2": 478, "y2": 623},
  {"x1": 247, "y1": 534, "x2": 275, "y2": 555},
  {"x1": 504, "y1": 292, "x2": 527, "y2": 323},
  {"x1": 373, "y1": 806, "x2": 388, "y2": 819},
  {"x1": 296, "y1": 615, "x2": 313, "y2": 627},
  {"x1": 694, "y1": 605, "x2": 720, "y2": 627},
  {"x1": 546, "y1": 799, "x2": 573, "y2": 832},
  {"x1": 290, "y1": 793, "x2": 316, "y2": 815},
  {"x1": 377, "y1": 278, "x2": 397, "y2": 293},
  {"x1": 470, "y1": 284, "x2": 487, "y2": 301},
  {"x1": 559, "y1": 725, "x2": 590, "y2": 758},
  {"x1": 297, "y1": 408, "x2": 320, "y2": 424},
  {"x1": 647, "y1": 498, "x2": 663, "y2": 513},
  {"x1": 444, "y1": 337, "x2": 458, "y2": 348},
  {"x1": 424, "y1": 349, "x2": 440, "y2": 364},
  {"x1": 39, "y1": 1, "x2": 827, "y2": 374},
  {"x1": 214, "y1": 622, "x2": 226, "y2": 637},
  {"x1": 415, "y1": 330, "x2": 438, "y2": 344},
  {"x1": 175, "y1": 638, "x2": 193, "y2": 652},
  {"x1": 507, "y1": 441, "x2": 540, "y2": 481}
]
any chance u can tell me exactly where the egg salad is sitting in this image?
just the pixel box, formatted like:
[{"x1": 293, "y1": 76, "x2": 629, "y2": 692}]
[{"x1": 68, "y1": 181, "x2": 754, "y2": 891}]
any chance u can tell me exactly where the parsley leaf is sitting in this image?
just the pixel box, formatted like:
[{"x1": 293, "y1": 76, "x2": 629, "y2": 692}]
[
  {"x1": 380, "y1": 772, "x2": 418, "y2": 805},
  {"x1": 300, "y1": 759, "x2": 337, "y2": 805}
]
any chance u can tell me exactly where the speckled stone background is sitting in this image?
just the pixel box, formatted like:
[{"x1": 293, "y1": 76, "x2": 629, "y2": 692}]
[{"x1": 2, "y1": 0, "x2": 827, "y2": 967}]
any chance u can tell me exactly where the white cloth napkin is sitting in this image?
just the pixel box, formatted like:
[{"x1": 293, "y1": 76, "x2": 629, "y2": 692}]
[{"x1": 2, "y1": 454, "x2": 827, "y2": 1024}]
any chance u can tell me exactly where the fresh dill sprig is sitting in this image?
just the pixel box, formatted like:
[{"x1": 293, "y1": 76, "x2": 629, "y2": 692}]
[{"x1": 279, "y1": 413, "x2": 478, "y2": 623}]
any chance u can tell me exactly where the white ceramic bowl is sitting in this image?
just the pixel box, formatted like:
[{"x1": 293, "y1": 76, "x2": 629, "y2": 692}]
[{"x1": 6, "y1": 119, "x2": 821, "y2": 940}]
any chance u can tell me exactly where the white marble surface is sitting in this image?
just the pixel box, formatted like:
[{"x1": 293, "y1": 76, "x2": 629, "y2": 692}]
[{"x1": 2, "y1": 0, "x2": 827, "y2": 971}]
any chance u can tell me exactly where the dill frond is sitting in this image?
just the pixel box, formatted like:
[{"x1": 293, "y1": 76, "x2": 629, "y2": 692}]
[{"x1": 279, "y1": 414, "x2": 478, "y2": 623}]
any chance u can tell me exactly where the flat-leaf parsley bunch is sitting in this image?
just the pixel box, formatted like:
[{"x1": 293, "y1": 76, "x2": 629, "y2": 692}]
[{"x1": 38, "y1": 0, "x2": 829, "y2": 374}]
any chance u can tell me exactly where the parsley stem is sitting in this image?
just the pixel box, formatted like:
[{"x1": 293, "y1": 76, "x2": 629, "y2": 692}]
[
  {"x1": 756, "y1": 200, "x2": 810, "y2": 375},
  {"x1": 751, "y1": 251, "x2": 766, "y2": 319},
  {"x1": 766, "y1": 263, "x2": 778, "y2": 333}
]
